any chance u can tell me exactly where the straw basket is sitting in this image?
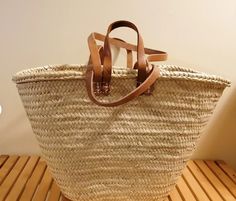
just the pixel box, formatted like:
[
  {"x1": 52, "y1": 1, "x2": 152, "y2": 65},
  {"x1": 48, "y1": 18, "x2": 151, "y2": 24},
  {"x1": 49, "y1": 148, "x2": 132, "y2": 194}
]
[{"x1": 13, "y1": 21, "x2": 230, "y2": 201}]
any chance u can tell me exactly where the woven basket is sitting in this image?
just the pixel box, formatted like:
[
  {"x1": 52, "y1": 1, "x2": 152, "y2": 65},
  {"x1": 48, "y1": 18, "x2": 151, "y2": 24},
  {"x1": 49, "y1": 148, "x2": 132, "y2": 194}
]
[
  {"x1": 13, "y1": 64, "x2": 229, "y2": 201},
  {"x1": 13, "y1": 21, "x2": 230, "y2": 200}
]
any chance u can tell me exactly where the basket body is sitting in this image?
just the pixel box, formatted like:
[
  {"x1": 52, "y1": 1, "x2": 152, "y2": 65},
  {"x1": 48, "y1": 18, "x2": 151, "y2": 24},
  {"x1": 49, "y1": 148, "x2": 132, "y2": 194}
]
[{"x1": 13, "y1": 64, "x2": 229, "y2": 201}]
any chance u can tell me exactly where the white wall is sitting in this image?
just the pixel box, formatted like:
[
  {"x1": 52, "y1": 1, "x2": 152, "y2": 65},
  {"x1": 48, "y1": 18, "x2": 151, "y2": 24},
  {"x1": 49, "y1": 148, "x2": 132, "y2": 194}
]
[{"x1": 0, "y1": 1, "x2": 236, "y2": 168}]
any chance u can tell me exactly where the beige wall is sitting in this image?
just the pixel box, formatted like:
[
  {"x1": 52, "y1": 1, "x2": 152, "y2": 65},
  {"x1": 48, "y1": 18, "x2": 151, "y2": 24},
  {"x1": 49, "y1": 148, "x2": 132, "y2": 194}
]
[{"x1": 0, "y1": 1, "x2": 236, "y2": 168}]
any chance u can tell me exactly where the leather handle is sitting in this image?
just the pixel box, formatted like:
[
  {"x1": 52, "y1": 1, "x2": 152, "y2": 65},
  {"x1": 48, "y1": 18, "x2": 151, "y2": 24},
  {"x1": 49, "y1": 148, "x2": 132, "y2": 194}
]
[
  {"x1": 89, "y1": 32, "x2": 167, "y2": 62},
  {"x1": 88, "y1": 33, "x2": 103, "y2": 82},
  {"x1": 86, "y1": 65, "x2": 160, "y2": 107},
  {"x1": 103, "y1": 20, "x2": 147, "y2": 83},
  {"x1": 87, "y1": 32, "x2": 167, "y2": 82},
  {"x1": 86, "y1": 20, "x2": 167, "y2": 107},
  {"x1": 88, "y1": 45, "x2": 104, "y2": 68}
]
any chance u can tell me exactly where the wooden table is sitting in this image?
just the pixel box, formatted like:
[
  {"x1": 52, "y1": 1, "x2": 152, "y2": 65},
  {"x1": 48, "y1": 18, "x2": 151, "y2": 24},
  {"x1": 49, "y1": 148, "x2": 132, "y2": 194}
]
[{"x1": 0, "y1": 155, "x2": 236, "y2": 201}]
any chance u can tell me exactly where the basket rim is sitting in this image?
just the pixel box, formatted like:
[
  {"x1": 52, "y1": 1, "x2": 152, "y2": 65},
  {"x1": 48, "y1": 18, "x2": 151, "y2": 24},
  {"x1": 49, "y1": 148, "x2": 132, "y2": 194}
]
[{"x1": 12, "y1": 64, "x2": 231, "y2": 87}]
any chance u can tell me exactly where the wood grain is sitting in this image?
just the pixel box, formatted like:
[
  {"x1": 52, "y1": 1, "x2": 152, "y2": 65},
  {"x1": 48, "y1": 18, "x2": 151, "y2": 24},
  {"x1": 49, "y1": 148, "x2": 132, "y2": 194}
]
[{"x1": 0, "y1": 156, "x2": 236, "y2": 201}]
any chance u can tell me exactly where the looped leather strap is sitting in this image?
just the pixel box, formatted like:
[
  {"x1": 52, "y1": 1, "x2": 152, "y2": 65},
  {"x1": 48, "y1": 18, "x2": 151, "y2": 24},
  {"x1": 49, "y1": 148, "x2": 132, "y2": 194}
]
[
  {"x1": 88, "y1": 45, "x2": 104, "y2": 68},
  {"x1": 103, "y1": 20, "x2": 147, "y2": 83},
  {"x1": 87, "y1": 32, "x2": 167, "y2": 79},
  {"x1": 87, "y1": 33, "x2": 103, "y2": 82},
  {"x1": 86, "y1": 20, "x2": 167, "y2": 107},
  {"x1": 86, "y1": 64, "x2": 160, "y2": 107}
]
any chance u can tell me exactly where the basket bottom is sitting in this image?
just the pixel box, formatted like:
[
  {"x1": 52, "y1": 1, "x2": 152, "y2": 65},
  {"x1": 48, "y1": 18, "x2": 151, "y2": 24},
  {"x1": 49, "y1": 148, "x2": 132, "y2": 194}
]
[{"x1": 61, "y1": 193, "x2": 168, "y2": 201}]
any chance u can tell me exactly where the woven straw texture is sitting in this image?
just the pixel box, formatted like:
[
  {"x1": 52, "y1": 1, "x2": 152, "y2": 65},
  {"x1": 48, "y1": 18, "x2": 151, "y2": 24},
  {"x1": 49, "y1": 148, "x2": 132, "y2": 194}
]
[{"x1": 13, "y1": 64, "x2": 230, "y2": 201}]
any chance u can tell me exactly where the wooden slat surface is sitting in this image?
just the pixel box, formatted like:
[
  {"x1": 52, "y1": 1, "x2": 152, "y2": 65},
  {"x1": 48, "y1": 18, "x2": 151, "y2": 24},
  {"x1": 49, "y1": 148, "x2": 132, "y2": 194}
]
[
  {"x1": 5, "y1": 156, "x2": 39, "y2": 201},
  {"x1": 0, "y1": 156, "x2": 236, "y2": 201},
  {"x1": 19, "y1": 159, "x2": 47, "y2": 201},
  {"x1": 195, "y1": 160, "x2": 235, "y2": 200},
  {"x1": 182, "y1": 166, "x2": 210, "y2": 200},
  {"x1": 216, "y1": 161, "x2": 236, "y2": 185}
]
